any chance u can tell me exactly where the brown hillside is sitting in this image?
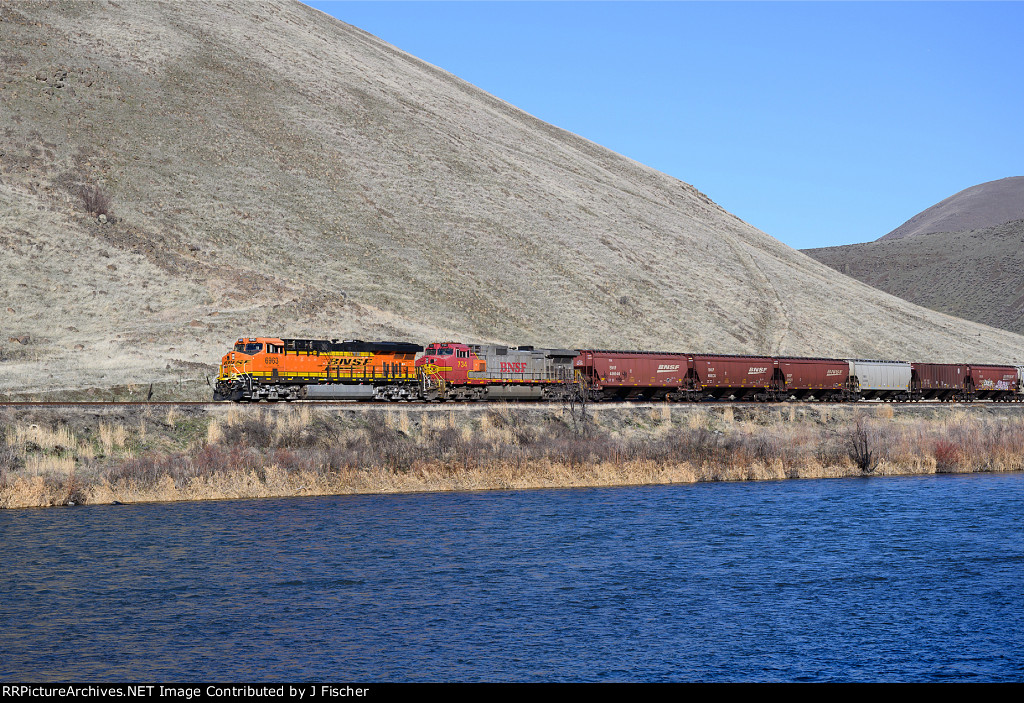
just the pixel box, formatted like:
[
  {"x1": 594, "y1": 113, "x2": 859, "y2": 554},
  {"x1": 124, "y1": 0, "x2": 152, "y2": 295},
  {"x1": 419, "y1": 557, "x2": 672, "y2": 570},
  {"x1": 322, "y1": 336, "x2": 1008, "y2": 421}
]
[
  {"x1": 805, "y1": 219, "x2": 1024, "y2": 337},
  {"x1": 3, "y1": 0, "x2": 1024, "y2": 399},
  {"x1": 880, "y1": 176, "x2": 1024, "y2": 241}
]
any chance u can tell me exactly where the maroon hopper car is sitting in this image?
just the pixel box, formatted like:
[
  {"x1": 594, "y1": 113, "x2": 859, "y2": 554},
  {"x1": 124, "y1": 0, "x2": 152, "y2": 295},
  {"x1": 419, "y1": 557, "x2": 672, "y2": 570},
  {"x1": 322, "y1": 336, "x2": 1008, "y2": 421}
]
[
  {"x1": 911, "y1": 363, "x2": 967, "y2": 401},
  {"x1": 689, "y1": 354, "x2": 778, "y2": 400},
  {"x1": 574, "y1": 350, "x2": 695, "y2": 401},
  {"x1": 776, "y1": 357, "x2": 850, "y2": 401},
  {"x1": 969, "y1": 365, "x2": 1018, "y2": 401}
]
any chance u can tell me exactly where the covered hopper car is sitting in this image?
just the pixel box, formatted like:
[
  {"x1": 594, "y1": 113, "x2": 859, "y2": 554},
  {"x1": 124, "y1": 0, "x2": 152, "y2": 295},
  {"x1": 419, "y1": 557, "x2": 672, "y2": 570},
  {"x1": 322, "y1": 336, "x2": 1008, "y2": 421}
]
[
  {"x1": 575, "y1": 351, "x2": 852, "y2": 402},
  {"x1": 910, "y1": 363, "x2": 1020, "y2": 402},
  {"x1": 847, "y1": 360, "x2": 913, "y2": 401}
]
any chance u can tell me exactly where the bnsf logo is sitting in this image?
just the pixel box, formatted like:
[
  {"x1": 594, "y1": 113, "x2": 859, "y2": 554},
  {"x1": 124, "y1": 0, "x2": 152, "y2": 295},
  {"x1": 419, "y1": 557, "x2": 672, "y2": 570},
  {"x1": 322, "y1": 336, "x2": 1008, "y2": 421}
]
[
  {"x1": 328, "y1": 358, "x2": 369, "y2": 367},
  {"x1": 657, "y1": 364, "x2": 680, "y2": 373},
  {"x1": 748, "y1": 367, "x2": 768, "y2": 374},
  {"x1": 826, "y1": 370, "x2": 844, "y2": 376},
  {"x1": 501, "y1": 362, "x2": 528, "y2": 373}
]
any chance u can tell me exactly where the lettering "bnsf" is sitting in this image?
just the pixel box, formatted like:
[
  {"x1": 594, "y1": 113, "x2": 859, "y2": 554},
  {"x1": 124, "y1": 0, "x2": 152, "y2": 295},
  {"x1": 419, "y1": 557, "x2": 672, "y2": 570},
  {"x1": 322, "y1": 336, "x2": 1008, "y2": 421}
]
[
  {"x1": 501, "y1": 362, "x2": 529, "y2": 373},
  {"x1": 748, "y1": 367, "x2": 768, "y2": 374},
  {"x1": 328, "y1": 358, "x2": 369, "y2": 367}
]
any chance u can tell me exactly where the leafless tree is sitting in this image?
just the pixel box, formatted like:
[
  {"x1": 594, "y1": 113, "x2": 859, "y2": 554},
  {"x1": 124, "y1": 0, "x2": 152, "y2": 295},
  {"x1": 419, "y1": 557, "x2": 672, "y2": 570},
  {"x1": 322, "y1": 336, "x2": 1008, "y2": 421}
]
[
  {"x1": 563, "y1": 372, "x2": 591, "y2": 437},
  {"x1": 846, "y1": 416, "x2": 879, "y2": 474}
]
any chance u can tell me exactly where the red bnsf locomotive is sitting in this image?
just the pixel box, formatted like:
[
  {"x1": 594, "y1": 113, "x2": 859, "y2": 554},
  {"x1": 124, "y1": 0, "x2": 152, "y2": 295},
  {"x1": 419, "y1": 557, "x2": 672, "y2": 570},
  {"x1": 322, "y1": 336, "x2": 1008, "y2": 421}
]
[{"x1": 416, "y1": 342, "x2": 578, "y2": 401}]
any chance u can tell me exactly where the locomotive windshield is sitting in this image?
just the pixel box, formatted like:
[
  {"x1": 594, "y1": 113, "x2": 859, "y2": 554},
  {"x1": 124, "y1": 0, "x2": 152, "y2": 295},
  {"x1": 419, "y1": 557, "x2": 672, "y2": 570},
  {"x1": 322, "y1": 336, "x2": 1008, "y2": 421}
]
[
  {"x1": 234, "y1": 343, "x2": 264, "y2": 354},
  {"x1": 436, "y1": 348, "x2": 454, "y2": 356}
]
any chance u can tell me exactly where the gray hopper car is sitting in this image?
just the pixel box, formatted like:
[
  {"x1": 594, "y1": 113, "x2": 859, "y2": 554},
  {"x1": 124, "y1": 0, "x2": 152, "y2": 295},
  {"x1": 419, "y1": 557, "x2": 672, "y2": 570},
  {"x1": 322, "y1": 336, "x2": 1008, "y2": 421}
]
[{"x1": 846, "y1": 359, "x2": 912, "y2": 401}]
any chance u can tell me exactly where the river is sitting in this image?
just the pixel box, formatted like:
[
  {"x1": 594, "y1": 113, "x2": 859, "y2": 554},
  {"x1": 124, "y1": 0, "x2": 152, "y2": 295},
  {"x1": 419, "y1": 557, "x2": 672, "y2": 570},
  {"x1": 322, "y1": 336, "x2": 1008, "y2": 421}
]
[{"x1": 2, "y1": 473, "x2": 1023, "y2": 681}]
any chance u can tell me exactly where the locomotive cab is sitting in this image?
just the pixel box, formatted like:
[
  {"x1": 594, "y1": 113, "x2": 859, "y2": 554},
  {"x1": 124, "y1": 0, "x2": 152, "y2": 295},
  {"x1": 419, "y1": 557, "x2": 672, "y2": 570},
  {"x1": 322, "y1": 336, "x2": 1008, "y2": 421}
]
[
  {"x1": 220, "y1": 337, "x2": 282, "y2": 371},
  {"x1": 416, "y1": 342, "x2": 479, "y2": 385},
  {"x1": 216, "y1": 337, "x2": 285, "y2": 401}
]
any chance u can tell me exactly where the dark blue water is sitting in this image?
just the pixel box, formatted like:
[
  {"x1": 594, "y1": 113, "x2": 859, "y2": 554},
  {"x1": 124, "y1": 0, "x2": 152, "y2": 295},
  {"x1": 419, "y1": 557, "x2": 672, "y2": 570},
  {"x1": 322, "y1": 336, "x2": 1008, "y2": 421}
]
[{"x1": 2, "y1": 473, "x2": 1023, "y2": 682}]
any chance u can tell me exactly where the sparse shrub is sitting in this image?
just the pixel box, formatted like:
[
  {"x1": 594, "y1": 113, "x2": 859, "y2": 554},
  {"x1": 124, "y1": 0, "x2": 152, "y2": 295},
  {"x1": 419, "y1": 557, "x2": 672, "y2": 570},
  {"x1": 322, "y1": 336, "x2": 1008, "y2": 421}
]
[
  {"x1": 0, "y1": 444, "x2": 21, "y2": 482},
  {"x1": 106, "y1": 452, "x2": 175, "y2": 489},
  {"x1": 65, "y1": 472, "x2": 88, "y2": 506},
  {"x1": 679, "y1": 427, "x2": 724, "y2": 467},
  {"x1": 814, "y1": 435, "x2": 847, "y2": 467},
  {"x1": 364, "y1": 412, "x2": 417, "y2": 472},
  {"x1": 218, "y1": 414, "x2": 274, "y2": 448},
  {"x1": 933, "y1": 440, "x2": 962, "y2": 473},
  {"x1": 79, "y1": 184, "x2": 112, "y2": 216}
]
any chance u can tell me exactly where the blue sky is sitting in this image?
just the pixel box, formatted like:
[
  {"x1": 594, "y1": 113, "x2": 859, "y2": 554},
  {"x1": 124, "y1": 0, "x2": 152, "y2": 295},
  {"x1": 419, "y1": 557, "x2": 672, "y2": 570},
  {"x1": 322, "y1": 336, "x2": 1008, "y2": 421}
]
[{"x1": 307, "y1": 1, "x2": 1024, "y2": 250}]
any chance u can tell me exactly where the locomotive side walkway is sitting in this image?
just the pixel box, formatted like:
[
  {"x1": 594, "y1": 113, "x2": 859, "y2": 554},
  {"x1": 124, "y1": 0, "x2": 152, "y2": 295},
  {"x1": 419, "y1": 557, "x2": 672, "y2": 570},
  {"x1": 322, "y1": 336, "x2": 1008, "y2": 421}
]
[{"x1": 2, "y1": 402, "x2": 1023, "y2": 508}]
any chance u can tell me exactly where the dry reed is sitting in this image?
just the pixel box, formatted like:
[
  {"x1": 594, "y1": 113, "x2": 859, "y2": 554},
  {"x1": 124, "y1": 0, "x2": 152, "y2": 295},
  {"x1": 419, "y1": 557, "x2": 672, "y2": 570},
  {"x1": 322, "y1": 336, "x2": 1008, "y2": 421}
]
[{"x1": 2, "y1": 405, "x2": 1024, "y2": 509}]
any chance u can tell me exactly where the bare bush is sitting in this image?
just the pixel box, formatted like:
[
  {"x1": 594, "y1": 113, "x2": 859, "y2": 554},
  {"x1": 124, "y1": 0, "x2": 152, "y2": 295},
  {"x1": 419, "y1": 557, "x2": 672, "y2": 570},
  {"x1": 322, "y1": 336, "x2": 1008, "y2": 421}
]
[
  {"x1": 78, "y1": 184, "x2": 112, "y2": 216},
  {"x1": 846, "y1": 416, "x2": 880, "y2": 474},
  {"x1": 218, "y1": 414, "x2": 274, "y2": 448},
  {"x1": 0, "y1": 444, "x2": 21, "y2": 483},
  {"x1": 562, "y1": 378, "x2": 591, "y2": 437},
  {"x1": 933, "y1": 439, "x2": 962, "y2": 473}
]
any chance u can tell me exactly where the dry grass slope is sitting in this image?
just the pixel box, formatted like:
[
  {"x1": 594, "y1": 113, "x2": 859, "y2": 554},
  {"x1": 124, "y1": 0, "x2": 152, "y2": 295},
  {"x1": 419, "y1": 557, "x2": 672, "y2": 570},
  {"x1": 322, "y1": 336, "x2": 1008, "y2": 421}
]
[{"x1": 3, "y1": 1, "x2": 1024, "y2": 399}]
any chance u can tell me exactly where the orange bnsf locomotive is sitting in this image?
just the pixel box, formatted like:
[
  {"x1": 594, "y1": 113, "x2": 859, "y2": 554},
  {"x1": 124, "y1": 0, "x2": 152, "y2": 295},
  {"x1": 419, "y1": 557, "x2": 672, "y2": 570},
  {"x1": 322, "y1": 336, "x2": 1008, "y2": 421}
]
[{"x1": 214, "y1": 337, "x2": 422, "y2": 402}]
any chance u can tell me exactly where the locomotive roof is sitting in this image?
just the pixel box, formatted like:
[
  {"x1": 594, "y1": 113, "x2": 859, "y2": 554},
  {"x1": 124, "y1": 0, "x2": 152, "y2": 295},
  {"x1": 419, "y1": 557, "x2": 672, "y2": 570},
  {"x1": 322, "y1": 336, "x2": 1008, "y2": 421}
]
[{"x1": 281, "y1": 338, "x2": 423, "y2": 354}]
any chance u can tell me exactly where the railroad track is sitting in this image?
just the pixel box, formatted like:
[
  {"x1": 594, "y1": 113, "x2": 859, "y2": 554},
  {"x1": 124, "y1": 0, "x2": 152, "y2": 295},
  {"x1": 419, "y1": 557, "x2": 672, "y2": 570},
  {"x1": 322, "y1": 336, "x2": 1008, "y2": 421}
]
[{"x1": 3, "y1": 400, "x2": 1024, "y2": 410}]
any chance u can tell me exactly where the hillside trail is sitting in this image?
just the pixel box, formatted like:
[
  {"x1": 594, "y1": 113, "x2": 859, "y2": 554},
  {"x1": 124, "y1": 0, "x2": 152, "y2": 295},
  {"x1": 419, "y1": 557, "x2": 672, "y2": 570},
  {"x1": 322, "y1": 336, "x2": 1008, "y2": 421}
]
[{"x1": 724, "y1": 237, "x2": 791, "y2": 354}]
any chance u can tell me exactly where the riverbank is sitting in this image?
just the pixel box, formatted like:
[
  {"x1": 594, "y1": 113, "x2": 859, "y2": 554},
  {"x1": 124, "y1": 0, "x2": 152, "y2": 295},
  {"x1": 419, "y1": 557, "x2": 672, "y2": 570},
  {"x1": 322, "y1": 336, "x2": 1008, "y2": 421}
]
[{"x1": 2, "y1": 402, "x2": 1024, "y2": 509}]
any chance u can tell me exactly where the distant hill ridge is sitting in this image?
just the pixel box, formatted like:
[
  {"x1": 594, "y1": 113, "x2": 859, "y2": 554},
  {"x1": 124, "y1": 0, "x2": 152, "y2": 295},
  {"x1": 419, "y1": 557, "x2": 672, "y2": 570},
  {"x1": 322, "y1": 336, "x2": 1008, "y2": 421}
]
[
  {"x1": 3, "y1": 0, "x2": 1024, "y2": 398},
  {"x1": 805, "y1": 174, "x2": 1024, "y2": 335},
  {"x1": 880, "y1": 176, "x2": 1024, "y2": 241}
]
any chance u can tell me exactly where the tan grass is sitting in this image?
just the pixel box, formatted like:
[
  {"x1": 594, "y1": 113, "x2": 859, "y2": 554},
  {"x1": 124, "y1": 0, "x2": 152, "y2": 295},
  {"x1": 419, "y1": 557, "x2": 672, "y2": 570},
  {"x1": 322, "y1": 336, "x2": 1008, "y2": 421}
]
[
  {"x1": 4, "y1": 405, "x2": 1024, "y2": 510},
  {"x1": 23, "y1": 453, "x2": 76, "y2": 476},
  {"x1": 7, "y1": 423, "x2": 78, "y2": 453},
  {"x1": 207, "y1": 418, "x2": 223, "y2": 445},
  {"x1": 98, "y1": 422, "x2": 127, "y2": 454}
]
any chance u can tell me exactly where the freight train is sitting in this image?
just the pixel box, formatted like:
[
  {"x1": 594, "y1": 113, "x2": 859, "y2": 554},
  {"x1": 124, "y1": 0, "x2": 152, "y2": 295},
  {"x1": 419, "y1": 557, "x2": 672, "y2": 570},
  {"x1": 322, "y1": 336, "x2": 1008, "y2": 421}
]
[{"x1": 214, "y1": 336, "x2": 1024, "y2": 404}]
